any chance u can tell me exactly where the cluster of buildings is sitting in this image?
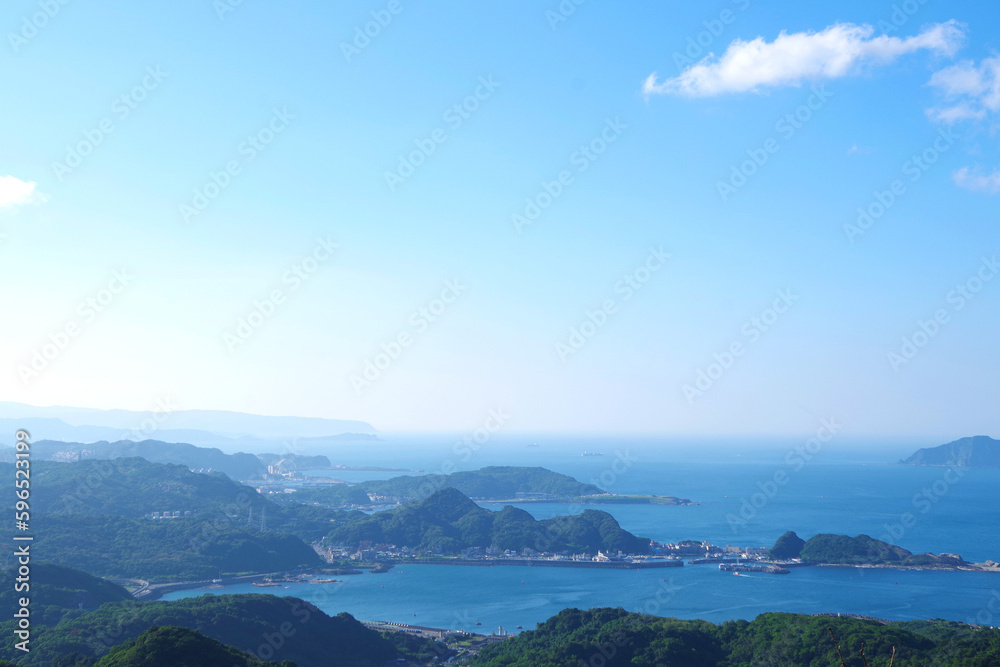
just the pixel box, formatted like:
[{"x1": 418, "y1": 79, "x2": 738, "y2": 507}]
[
  {"x1": 322, "y1": 541, "x2": 669, "y2": 564},
  {"x1": 651, "y1": 540, "x2": 770, "y2": 559},
  {"x1": 317, "y1": 539, "x2": 775, "y2": 565},
  {"x1": 144, "y1": 510, "x2": 192, "y2": 520}
]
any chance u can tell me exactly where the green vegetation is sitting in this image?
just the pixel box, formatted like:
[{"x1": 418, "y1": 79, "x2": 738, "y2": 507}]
[
  {"x1": 17, "y1": 515, "x2": 320, "y2": 581},
  {"x1": 9, "y1": 458, "x2": 269, "y2": 519},
  {"x1": 770, "y1": 532, "x2": 969, "y2": 568},
  {"x1": 0, "y1": 594, "x2": 437, "y2": 666},
  {"x1": 902, "y1": 435, "x2": 1000, "y2": 468},
  {"x1": 279, "y1": 484, "x2": 371, "y2": 507},
  {"x1": 2, "y1": 458, "x2": 339, "y2": 563},
  {"x1": 257, "y1": 453, "x2": 330, "y2": 472},
  {"x1": 472, "y1": 607, "x2": 1000, "y2": 666},
  {"x1": 800, "y1": 534, "x2": 913, "y2": 564},
  {"x1": 323, "y1": 487, "x2": 651, "y2": 554},
  {"x1": 0, "y1": 563, "x2": 132, "y2": 626},
  {"x1": 93, "y1": 625, "x2": 293, "y2": 666},
  {"x1": 31, "y1": 439, "x2": 266, "y2": 480},
  {"x1": 768, "y1": 531, "x2": 806, "y2": 560},
  {"x1": 294, "y1": 466, "x2": 605, "y2": 504}
]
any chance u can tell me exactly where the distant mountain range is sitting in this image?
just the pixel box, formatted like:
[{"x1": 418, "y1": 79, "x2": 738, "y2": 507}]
[
  {"x1": 0, "y1": 439, "x2": 335, "y2": 480},
  {"x1": 901, "y1": 435, "x2": 1000, "y2": 468},
  {"x1": 0, "y1": 402, "x2": 377, "y2": 453}
]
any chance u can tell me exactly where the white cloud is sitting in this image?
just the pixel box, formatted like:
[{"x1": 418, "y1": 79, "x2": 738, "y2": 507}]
[
  {"x1": 926, "y1": 57, "x2": 1000, "y2": 196},
  {"x1": 953, "y1": 166, "x2": 1000, "y2": 195},
  {"x1": 0, "y1": 175, "x2": 46, "y2": 208},
  {"x1": 644, "y1": 21, "x2": 965, "y2": 97},
  {"x1": 927, "y1": 55, "x2": 1000, "y2": 123}
]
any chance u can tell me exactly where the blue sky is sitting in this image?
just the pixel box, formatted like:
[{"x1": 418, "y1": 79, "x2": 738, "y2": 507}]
[{"x1": 1, "y1": 0, "x2": 998, "y2": 436}]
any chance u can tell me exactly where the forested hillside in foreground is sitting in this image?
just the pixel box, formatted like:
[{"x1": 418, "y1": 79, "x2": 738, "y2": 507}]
[
  {"x1": 472, "y1": 607, "x2": 1000, "y2": 666},
  {"x1": 0, "y1": 594, "x2": 438, "y2": 666}
]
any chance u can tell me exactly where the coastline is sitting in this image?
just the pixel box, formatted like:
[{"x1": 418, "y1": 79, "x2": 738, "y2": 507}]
[{"x1": 814, "y1": 562, "x2": 1000, "y2": 573}]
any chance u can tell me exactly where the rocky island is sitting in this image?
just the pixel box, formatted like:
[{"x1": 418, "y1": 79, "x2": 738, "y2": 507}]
[{"x1": 901, "y1": 435, "x2": 1000, "y2": 468}]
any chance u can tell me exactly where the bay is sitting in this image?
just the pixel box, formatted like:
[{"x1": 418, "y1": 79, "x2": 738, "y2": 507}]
[{"x1": 169, "y1": 435, "x2": 1000, "y2": 630}]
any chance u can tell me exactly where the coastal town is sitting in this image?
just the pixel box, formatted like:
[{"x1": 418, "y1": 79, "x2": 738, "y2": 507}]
[{"x1": 316, "y1": 539, "x2": 795, "y2": 574}]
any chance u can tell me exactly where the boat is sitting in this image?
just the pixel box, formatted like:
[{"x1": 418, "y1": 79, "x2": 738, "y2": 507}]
[
  {"x1": 475, "y1": 621, "x2": 482, "y2": 626},
  {"x1": 516, "y1": 625, "x2": 523, "y2": 629},
  {"x1": 251, "y1": 581, "x2": 280, "y2": 587},
  {"x1": 581, "y1": 452, "x2": 604, "y2": 457}
]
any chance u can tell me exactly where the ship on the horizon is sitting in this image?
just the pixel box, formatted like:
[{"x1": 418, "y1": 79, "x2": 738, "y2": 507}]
[{"x1": 581, "y1": 451, "x2": 604, "y2": 457}]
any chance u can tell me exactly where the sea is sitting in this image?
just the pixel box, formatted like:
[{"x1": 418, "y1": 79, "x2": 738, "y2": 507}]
[{"x1": 164, "y1": 434, "x2": 1000, "y2": 633}]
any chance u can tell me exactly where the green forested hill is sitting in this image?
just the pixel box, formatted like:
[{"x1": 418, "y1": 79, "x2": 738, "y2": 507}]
[
  {"x1": 5, "y1": 458, "x2": 270, "y2": 519},
  {"x1": 323, "y1": 487, "x2": 650, "y2": 554},
  {"x1": 29, "y1": 439, "x2": 266, "y2": 480},
  {"x1": 0, "y1": 594, "x2": 434, "y2": 667},
  {"x1": 93, "y1": 625, "x2": 292, "y2": 667},
  {"x1": 800, "y1": 533, "x2": 912, "y2": 564},
  {"x1": 472, "y1": 607, "x2": 1000, "y2": 666},
  {"x1": 292, "y1": 465, "x2": 605, "y2": 505},
  {"x1": 0, "y1": 563, "x2": 132, "y2": 626},
  {"x1": 6, "y1": 515, "x2": 321, "y2": 581},
  {"x1": 2, "y1": 456, "x2": 338, "y2": 548},
  {"x1": 0, "y1": 562, "x2": 131, "y2": 609},
  {"x1": 365, "y1": 466, "x2": 605, "y2": 499}
]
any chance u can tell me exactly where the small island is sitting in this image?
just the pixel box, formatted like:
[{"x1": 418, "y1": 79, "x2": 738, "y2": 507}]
[
  {"x1": 285, "y1": 465, "x2": 695, "y2": 508},
  {"x1": 766, "y1": 531, "x2": 1000, "y2": 573},
  {"x1": 900, "y1": 435, "x2": 1000, "y2": 468}
]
